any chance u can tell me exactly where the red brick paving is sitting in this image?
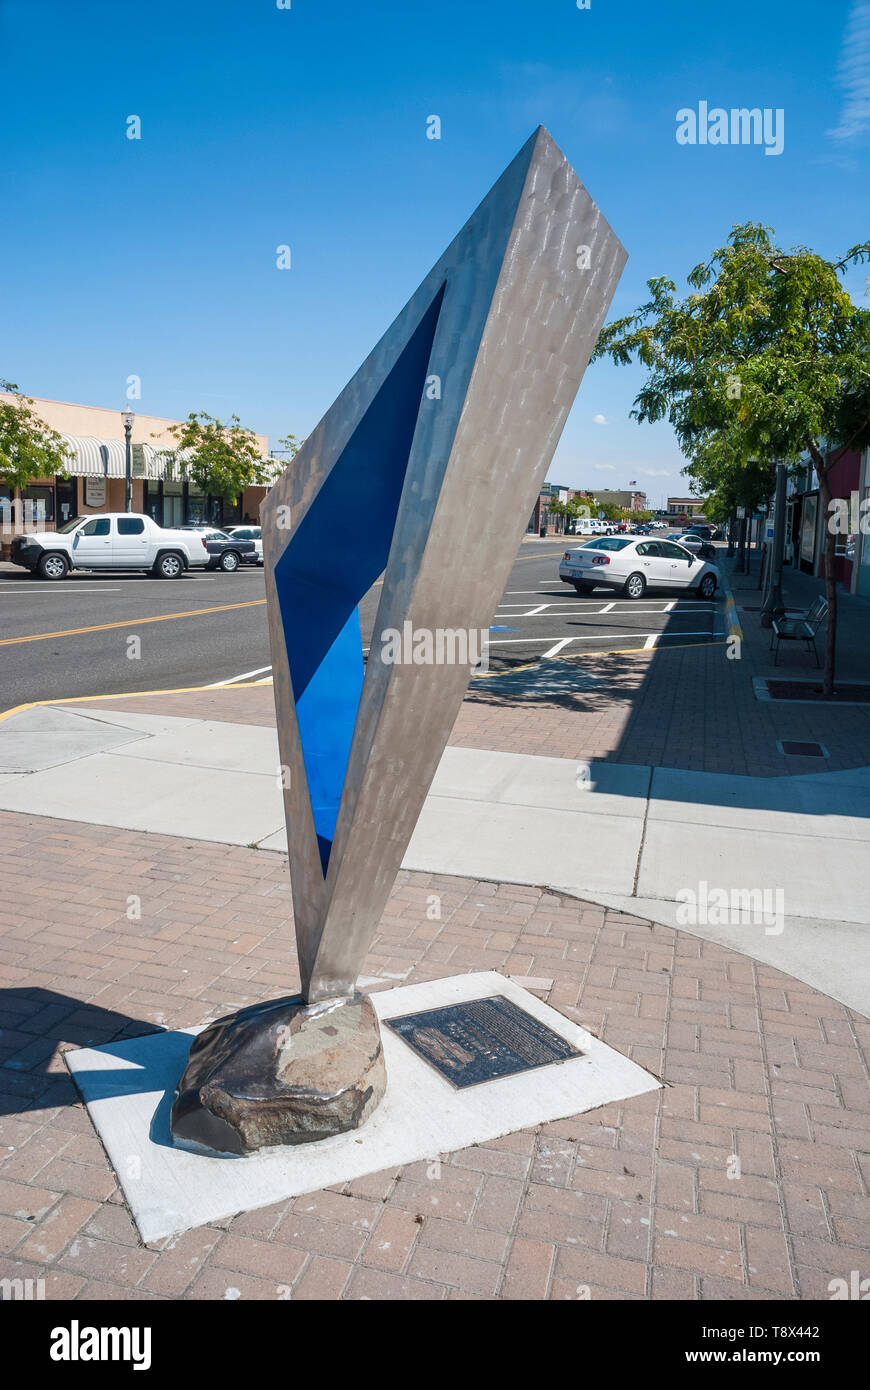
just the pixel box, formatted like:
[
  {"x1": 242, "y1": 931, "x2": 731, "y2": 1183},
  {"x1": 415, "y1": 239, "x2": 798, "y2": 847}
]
[{"x1": 1, "y1": 808, "x2": 868, "y2": 1300}]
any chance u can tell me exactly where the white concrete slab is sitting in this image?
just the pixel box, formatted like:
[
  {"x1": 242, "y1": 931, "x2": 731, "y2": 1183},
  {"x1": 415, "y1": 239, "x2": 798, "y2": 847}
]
[
  {"x1": 0, "y1": 752, "x2": 285, "y2": 844},
  {"x1": 648, "y1": 766, "x2": 870, "y2": 841},
  {"x1": 65, "y1": 972, "x2": 661, "y2": 1243},
  {"x1": 54, "y1": 707, "x2": 201, "y2": 733},
  {"x1": 430, "y1": 746, "x2": 650, "y2": 818},
  {"x1": 636, "y1": 819, "x2": 868, "y2": 926},
  {"x1": 0, "y1": 706, "x2": 148, "y2": 773},
  {"x1": 404, "y1": 795, "x2": 642, "y2": 895},
  {"x1": 111, "y1": 720, "x2": 280, "y2": 776}
]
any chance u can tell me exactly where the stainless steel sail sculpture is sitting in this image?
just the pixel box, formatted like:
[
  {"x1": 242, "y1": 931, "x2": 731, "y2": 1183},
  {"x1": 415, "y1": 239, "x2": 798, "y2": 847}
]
[{"x1": 170, "y1": 127, "x2": 626, "y2": 1155}]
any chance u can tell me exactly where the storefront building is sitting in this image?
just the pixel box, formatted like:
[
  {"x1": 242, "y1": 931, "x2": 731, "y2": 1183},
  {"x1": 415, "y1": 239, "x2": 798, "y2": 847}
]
[
  {"x1": 0, "y1": 395, "x2": 272, "y2": 551},
  {"x1": 786, "y1": 447, "x2": 869, "y2": 594}
]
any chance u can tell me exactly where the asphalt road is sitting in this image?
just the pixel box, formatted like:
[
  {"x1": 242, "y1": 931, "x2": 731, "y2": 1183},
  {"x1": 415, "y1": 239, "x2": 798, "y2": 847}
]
[{"x1": 0, "y1": 532, "x2": 724, "y2": 711}]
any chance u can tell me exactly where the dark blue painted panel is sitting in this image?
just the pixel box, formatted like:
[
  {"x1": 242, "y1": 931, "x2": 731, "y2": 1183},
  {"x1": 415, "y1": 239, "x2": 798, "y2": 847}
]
[{"x1": 275, "y1": 283, "x2": 445, "y2": 872}]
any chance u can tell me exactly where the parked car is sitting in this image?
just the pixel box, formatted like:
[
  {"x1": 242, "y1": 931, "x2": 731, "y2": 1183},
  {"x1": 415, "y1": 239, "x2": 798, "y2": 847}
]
[
  {"x1": 673, "y1": 532, "x2": 717, "y2": 560},
  {"x1": 178, "y1": 526, "x2": 256, "y2": 571},
  {"x1": 630, "y1": 523, "x2": 651, "y2": 535},
  {"x1": 559, "y1": 536, "x2": 718, "y2": 599},
  {"x1": 226, "y1": 524, "x2": 263, "y2": 565},
  {"x1": 10, "y1": 513, "x2": 210, "y2": 580}
]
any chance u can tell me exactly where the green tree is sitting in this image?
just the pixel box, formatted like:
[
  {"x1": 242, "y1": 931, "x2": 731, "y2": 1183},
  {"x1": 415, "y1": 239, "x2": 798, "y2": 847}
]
[
  {"x1": 275, "y1": 433, "x2": 303, "y2": 459},
  {"x1": 593, "y1": 224, "x2": 870, "y2": 695},
  {"x1": 165, "y1": 412, "x2": 270, "y2": 504},
  {"x1": 0, "y1": 380, "x2": 71, "y2": 521},
  {"x1": 685, "y1": 432, "x2": 776, "y2": 564}
]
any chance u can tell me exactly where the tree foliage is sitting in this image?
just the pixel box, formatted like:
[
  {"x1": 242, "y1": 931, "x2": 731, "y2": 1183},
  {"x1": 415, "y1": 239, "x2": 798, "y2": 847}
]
[
  {"x1": 0, "y1": 380, "x2": 72, "y2": 492},
  {"x1": 166, "y1": 412, "x2": 270, "y2": 501},
  {"x1": 592, "y1": 223, "x2": 870, "y2": 692}
]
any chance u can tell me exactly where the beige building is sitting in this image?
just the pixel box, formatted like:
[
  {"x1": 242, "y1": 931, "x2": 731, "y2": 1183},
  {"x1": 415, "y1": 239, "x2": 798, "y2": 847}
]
[
  {"x1": 665, "y1": 495, "x2": 707, "y2": 521},
  {"x1": 0, "y1": 394, "x2": 272, "y2": 545},
  {"x1": 582, "y1": 487, "x2": 648, "y2": 512}
]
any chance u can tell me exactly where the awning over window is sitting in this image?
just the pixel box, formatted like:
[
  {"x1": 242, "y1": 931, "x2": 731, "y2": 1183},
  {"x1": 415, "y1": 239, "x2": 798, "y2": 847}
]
[{"x1": 58, "y1": 435, "x2": 183, "y2": 480}]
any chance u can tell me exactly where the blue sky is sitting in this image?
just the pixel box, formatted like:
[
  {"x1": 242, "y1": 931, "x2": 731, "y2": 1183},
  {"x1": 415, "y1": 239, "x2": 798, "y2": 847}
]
[{"x1": 1, "y1": 0, "x2": 867, "y2": 507}]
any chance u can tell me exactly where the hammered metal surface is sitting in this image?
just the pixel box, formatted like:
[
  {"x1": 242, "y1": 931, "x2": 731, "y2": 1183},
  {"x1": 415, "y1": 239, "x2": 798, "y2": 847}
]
[{"x1": 261, "y1": 126, "x2": 627, "y2": 1002}]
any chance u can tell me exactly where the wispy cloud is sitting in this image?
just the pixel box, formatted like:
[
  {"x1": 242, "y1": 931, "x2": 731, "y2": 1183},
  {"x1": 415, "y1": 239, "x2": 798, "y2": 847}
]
[
  {"x1": 593, "y1": 463, "x2": 616, "y2": 472},
  {"x1": 640, "y1": 468, "x2": 672, "y2": 477},
  {"x1": 828, "y1": 1, "x2": 870, "y2": 140},
  {"x1": 593, "y1": 413, "x2": 608, "y2": 425}
]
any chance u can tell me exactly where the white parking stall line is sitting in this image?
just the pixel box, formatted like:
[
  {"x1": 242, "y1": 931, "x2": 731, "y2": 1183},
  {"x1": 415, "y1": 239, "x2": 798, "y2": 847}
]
[
  {"x1": 644, "y1": 634, "x2": 659, "y2": 650},
  {"x1": 524, "y1": 604, "x2": 550, "y2": 615},
  {"x1": 486, "y1": 630, "x2": 719, "y2": 646},
  {"x1": 600, "y1": 602, "x2": 615, "y2": 613},
  {"x1": 207, "y1": 665, "x2": 273, "y2": 687},
  {"x1": 0, "y1": 587, "x2": 124, "y2": 595},
  {"x1": 541, "y1": 637, "x2": 574, "y2": 658},
  {"x1": 664, "y1": 601, "x2": 676, "y2": 612}
]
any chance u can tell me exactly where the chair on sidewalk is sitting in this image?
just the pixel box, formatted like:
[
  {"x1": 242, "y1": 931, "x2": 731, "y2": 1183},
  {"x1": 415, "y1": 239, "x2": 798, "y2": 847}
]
[{"x1": 770, "y1": 596, "x2": 828, "y2": 666}]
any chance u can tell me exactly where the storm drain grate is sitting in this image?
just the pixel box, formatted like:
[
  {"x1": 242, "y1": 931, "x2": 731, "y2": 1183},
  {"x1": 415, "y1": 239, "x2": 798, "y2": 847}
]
[{"x1": 777, "y1": 740, "x2": 828, "y2": 758}]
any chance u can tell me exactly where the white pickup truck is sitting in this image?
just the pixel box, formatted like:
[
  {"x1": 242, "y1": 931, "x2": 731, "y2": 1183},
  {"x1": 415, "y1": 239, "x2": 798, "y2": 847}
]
[{"x1": 10, "y1": 513, "x2": 211, "y2": 580}]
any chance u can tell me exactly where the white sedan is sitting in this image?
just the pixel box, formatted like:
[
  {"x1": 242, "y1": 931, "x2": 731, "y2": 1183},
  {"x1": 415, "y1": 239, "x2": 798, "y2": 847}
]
[
  {"x1": 226, "y1": 525, "x2": 263, "y2": 565},
  {"x1": 559, "y1": 536, "x2": 719, "y2": 600}
]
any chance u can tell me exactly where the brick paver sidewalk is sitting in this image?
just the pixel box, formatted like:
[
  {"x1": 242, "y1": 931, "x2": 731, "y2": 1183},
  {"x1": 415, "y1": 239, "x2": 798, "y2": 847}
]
[{"x1": 1, "y1": 807, "x2": 868, "y2": 1300}]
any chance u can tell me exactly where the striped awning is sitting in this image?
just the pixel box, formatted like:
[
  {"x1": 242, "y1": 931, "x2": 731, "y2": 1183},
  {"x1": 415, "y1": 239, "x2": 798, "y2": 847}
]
[{"x1": 58, "y1": 435, "x2": 189, "y2": 480}]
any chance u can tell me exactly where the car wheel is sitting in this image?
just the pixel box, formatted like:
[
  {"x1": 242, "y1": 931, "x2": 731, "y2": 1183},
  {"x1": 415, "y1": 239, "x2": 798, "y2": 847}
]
[
  {"x1": 572, "y1": 581, "x2": 594, "y2": 594},
  {"x1": 219, "y1": 550, "x2": 240, "y2": 572},
  {"x1": 38, "y1": 552, "x2": 69, "y2": 581},
  {"x1": 153, "y1": 552, "x2": 183, "y2": 579},
  {"x1": 698, "y1": 573, "x2": 717, "y2": 600},
  {"x1": 623, "y1": 572, "x2": 645, "y2": 600}
]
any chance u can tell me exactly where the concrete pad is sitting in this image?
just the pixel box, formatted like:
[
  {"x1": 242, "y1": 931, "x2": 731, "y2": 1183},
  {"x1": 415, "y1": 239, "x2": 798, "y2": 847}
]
[
  {"x1": 636, "y1": 819, "x2": 869, "y2": 927},
  {"x1": 111, "y1": 720, "x2": 280, "y2": 776},
  {"x1": 0, "y1": 706, "x2": 148, "y2": 773},
  {"x1": 54, "y1": 707, "x2": 201, "y2": 733},
  {"x1": 649, "y1": 766, "x2": 870, "y2": 840},
  {"x1": 404, "y1": 795, "x2": 641, "y2": 895},
  {"x1": 0, "y1": 752, "x2": 285, "y2": 845},
  {"x1": 586, "y1": 892, "x2": 870, "y2": 1019},
  {"x1": 431, "y1": 746, "x2": 650, "y2": 818},
  {"x1": 66, "y1": 971, "x2": 661, "y2": 1243}
]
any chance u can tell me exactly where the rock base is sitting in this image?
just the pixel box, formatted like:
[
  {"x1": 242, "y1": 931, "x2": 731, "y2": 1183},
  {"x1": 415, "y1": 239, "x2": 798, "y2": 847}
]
[{"x1": 170, "y1": 992, "x2": 386, "y2": 1155}]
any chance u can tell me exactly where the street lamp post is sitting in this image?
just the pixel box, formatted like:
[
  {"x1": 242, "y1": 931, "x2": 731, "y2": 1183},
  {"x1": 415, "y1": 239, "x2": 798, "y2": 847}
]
[
  {"x1": 122, "y1": 410, "x2": 135, "y2": 513},
  {"x1": 760, "y1": 462, "x2": 788, "y2": 627}
]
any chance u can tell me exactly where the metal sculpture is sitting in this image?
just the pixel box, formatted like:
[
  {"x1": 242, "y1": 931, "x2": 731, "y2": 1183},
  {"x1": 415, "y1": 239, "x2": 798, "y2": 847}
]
[{"x1": 170, "y1": 126, "x2": 626, "y2": 1155}]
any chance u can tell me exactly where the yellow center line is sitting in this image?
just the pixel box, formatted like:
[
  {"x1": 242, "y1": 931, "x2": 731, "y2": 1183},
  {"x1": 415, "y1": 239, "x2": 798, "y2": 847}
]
[{"x1": 0, "y1": 599, "x2": 267, "y2": 647}]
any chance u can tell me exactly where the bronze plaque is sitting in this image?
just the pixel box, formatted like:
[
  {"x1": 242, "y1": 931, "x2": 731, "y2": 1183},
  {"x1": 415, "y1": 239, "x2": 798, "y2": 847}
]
[{"x1": 385, "y1": 995, "x2": 581, "y2": 1088}]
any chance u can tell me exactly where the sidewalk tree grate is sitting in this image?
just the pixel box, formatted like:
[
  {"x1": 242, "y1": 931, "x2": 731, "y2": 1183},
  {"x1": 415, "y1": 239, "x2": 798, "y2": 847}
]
[
  {"x1": 767, "y1": 680, "x2": 870, "y2": 705},
  {"x1": 777, "y1": 739, "x2": 828, "y2": 758}
]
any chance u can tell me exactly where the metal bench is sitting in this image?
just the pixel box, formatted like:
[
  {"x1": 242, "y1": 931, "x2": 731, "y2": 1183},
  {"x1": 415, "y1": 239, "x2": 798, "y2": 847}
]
[{"x1": 770, "y1": 596, "x2": 828, "y2": 666}]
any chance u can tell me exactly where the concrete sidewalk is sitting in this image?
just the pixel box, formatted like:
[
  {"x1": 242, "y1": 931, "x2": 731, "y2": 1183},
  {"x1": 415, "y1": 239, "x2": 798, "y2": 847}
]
[{"x1": 1, "y1": 701, "x2": 867, "y2": 1015}]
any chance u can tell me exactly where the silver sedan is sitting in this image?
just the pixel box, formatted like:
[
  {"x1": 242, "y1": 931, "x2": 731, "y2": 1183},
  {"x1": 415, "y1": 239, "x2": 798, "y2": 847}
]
[{"x1": 559, "y1": 536, "x2": 719, "y2": 600}]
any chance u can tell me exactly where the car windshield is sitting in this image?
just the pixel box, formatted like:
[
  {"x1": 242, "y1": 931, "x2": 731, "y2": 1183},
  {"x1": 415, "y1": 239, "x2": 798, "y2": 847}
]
[
  {"x1": 57, "y1": 516, "x2": 88, "y2": 534},
  {"x1": 582, "y1": 537, "x2": 634, "y2": 551}
]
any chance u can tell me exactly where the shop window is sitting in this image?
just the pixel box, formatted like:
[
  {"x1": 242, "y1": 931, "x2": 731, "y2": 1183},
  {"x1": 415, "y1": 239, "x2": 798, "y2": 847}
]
[{"x1": 21, "y1": 485, "x2": 54, "y2": 524}]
